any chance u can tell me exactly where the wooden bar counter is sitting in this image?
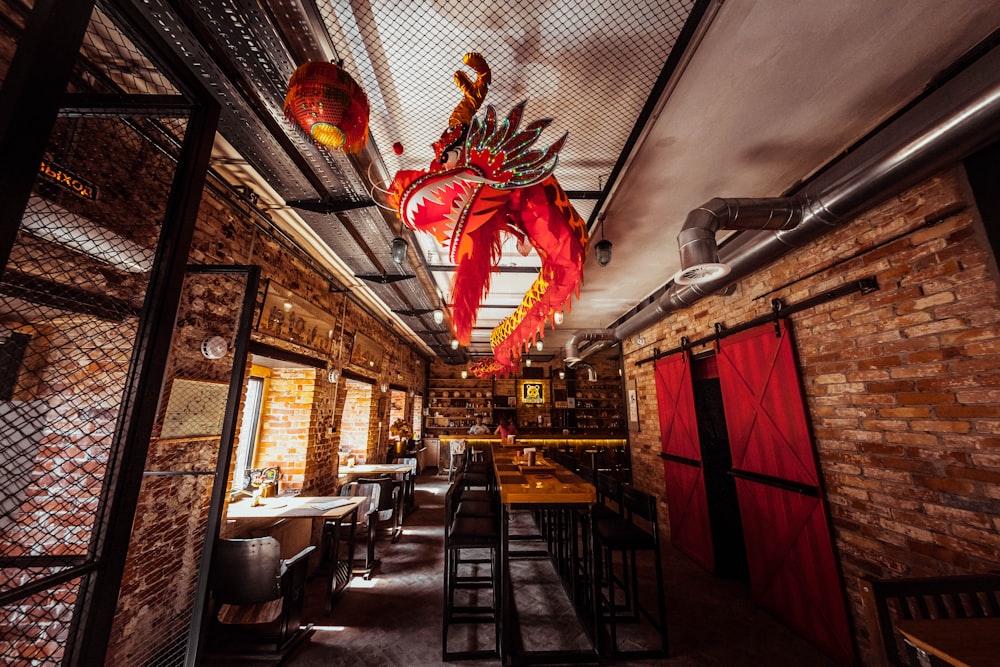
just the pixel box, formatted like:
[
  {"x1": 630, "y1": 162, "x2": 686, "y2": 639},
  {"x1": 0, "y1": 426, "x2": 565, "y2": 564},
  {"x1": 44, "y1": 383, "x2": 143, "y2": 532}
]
[{"x1": 491, "y1": 447, "x2": 600, "y2": 665}]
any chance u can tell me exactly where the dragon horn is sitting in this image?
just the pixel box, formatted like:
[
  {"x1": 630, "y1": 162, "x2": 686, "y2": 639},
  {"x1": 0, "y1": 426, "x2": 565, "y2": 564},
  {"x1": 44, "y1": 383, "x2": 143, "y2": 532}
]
[{"x1": 448, "y1": 52, "x2": 492, "y2": 128}]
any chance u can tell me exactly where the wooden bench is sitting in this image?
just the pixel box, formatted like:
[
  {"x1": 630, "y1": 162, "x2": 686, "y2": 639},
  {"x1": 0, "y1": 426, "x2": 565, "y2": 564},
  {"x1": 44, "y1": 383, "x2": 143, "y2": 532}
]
[{"x1": 859, "y1": 573, "x2": 1000, "y2": 666}]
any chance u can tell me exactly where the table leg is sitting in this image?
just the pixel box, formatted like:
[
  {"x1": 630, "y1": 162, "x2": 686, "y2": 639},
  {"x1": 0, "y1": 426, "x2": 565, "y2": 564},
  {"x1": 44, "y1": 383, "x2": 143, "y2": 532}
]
[
  {"x1": 501, "y1": 503, "x2": 511, "y2": 666},
  {"x1": 325, "y1": 506, "x2": 359, "y2": 612}
]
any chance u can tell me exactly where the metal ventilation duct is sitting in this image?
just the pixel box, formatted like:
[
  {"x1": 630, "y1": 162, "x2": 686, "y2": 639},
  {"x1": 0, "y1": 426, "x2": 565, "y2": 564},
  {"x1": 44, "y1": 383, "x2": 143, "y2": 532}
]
[
  {"x1": 614, "y1": 41, "x2": 1000, "y2": 341},
  {"x1": 563, "y1": 329, "x2": 619, "y2": 366}
]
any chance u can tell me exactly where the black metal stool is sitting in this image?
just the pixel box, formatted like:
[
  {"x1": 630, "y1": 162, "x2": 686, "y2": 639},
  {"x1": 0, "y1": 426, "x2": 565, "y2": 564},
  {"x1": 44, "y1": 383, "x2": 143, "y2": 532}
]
[
  {"x1": 593, "y1": 485, "x2": 668, "y2": 659},
  {"x1": 442, "y1": 477, "x2": 500, "y2": 661}
]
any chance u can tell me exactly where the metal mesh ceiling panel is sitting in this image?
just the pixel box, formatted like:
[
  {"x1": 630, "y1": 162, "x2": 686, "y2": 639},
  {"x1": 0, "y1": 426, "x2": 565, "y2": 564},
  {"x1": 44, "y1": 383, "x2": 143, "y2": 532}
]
[{"x1": 109, "y1": 0, "x2": 700, "y2": 358}]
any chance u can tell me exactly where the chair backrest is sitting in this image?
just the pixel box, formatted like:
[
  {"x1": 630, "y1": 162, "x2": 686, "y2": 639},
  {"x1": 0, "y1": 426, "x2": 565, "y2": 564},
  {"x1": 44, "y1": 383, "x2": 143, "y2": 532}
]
[
  {"x1": 596, "y1": 472, "x2": 622, "y2": 513},
  {"x1": 356, "y1": 476, "x2": 396, "y2": 519},
  {"x1": 622, "y1": 485, "x2": 658, "y2": 535},
  {"x1": 212, "y1": 537, "x2": 282, "y2": 604},
  {"x1": 340, "y1": 480, "x2": 381, "y2": 524},
  {"x1": 400, "y1": 456, "x2": 418, "y2": 475},
  {"x1": 859, "y1": 573, "x2": 1000, "y2": 666}
]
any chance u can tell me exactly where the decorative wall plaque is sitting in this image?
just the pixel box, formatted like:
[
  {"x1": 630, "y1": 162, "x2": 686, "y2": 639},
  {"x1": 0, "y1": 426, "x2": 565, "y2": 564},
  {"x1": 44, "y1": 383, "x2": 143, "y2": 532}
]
[
  {"x1": 350, "y1": 332, "x2": 383, "y2": 371},
  {"x1": 257, "y1": 281, "x2": 336, "y2": 354}
]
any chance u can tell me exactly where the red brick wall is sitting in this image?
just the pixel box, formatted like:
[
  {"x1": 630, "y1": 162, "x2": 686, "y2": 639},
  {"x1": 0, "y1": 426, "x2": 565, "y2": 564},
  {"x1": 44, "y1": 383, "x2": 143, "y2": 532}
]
[
  {"x1": 623, "y1": 167, "x2": 1000, "y2": 663},
  {"x1": 255, "y1": 368, "x2": 315, "y2": 493}
]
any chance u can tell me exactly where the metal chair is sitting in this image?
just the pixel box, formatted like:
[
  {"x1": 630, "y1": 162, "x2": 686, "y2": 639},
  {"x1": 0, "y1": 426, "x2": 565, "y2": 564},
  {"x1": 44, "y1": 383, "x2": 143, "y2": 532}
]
[
  {"x1": 339, "y1": 476, "x2": 400, "y2": 578},
  {"x1": 207, "y1": 536, "x2": 315, "y2": 660},
  {"x1": 593, "y1": 485, "x2": 668, "y2": 659}
]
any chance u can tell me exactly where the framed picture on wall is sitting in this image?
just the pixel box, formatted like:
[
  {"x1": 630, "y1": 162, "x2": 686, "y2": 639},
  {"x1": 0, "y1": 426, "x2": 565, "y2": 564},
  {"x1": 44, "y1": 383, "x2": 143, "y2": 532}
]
[
  {"x1": 628, "y1": 377, "x2": 640, "y2": 431},
  {"x1": 256, "y1": 280, "x2": 336, "y2": 354},
  {"x1": 518, "y1": 379, "x2": 549, "y2": 405},
  {"x1": 350, "y1": 332, "x2": 383, "y2": 371}
]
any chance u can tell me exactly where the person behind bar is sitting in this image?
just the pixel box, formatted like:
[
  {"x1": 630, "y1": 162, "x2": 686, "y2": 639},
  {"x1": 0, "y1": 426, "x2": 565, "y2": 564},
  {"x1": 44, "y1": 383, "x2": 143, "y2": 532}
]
[
  {"x1": 468, "y1": 415, "x2": 490, "y2": 435},
  {"x1": 495, "y1": 416, "x2": 517, "y2": 444}
]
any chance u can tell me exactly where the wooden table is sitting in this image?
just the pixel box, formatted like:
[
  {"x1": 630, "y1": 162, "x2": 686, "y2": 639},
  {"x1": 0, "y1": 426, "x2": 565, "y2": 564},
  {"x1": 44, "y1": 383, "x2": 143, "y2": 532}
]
[
  {"x1": 492, "y1": 449, "x2": 599, "y2": 665},
  {"x1": 896, "y1": 617, "x2": 1000, "y2": 667},
  {"x1": 226, "y1": 495, "x2": 363, "y2": 609},
  {"x1": 338, "y1": 462, "x2": 414, "y2": 480}
]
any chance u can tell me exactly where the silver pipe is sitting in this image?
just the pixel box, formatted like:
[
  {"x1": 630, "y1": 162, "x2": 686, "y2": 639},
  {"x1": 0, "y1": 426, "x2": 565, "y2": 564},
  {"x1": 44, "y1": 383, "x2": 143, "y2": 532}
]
[
  {"x1": 614, "y1": 42, "x2": 1000, "y2": 341},
  {"x1": 563, "y1": 329, "x2": 619, "y2": 365}
]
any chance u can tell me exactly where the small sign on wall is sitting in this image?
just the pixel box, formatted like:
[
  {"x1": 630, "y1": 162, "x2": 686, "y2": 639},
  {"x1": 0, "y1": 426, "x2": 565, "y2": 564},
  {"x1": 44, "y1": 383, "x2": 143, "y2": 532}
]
[
  {"x1": 628, "y1": 377, "x2": 640, "y2": 431},
  {"x1": 160, "y1": 378, "x2": 230, "y2": 440}
]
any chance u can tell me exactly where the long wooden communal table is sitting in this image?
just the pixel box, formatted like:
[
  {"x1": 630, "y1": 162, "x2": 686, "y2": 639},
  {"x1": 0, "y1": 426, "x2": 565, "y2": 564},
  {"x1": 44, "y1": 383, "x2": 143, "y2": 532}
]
[
  {"x1": 492, "y1": 448, "x2": 600, "y2": 665},
  {"x1": 226, "y1": 495, "x2": 364, "y2": 610}
]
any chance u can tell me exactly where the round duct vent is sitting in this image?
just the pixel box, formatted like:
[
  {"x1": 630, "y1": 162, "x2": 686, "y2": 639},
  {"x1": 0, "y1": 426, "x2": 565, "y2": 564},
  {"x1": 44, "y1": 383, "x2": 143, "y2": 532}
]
[{"x1": 672, "y1": 262, "x2": 731, "y2": 286}]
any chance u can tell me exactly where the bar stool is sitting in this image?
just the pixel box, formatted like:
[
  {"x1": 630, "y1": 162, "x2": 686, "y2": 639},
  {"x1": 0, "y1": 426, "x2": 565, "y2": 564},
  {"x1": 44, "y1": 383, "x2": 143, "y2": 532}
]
[
  {"x1": 442, "y1": 478, "x2": 500, "y2": 661},
  {"x1": 593, "y1": 485, "x2": 668, "y2": 659}
]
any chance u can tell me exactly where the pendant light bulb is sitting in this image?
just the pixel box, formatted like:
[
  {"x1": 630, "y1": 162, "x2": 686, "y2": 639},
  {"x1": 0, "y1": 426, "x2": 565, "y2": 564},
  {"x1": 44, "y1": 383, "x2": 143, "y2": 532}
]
[
  {"x1": 391, "y1": 237, "x2": 408, "y2": 264},
  {"x1": 595, "y1": 215, "x2": 612, "y2": 267}
]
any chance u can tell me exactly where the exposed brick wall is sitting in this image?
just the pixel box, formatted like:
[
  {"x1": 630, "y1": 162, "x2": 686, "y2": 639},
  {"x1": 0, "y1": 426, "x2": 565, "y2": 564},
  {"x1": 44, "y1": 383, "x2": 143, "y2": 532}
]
[
  {"x1": 622, "y1": 167, "x2": 1000, "y2": 663},
  {"x1": 255, "y1": 368, "x2": 315, "y2": 494}
]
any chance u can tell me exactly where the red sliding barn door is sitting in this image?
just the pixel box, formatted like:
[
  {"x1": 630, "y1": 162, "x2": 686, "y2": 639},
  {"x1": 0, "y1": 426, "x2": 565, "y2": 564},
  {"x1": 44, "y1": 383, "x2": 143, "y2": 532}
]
[
  {"x1": 716, "y1": 320, "x2": 853, "y2": 665},
  {"x1": 654, "y1": 350, "x2": 715, "y2": 572}
]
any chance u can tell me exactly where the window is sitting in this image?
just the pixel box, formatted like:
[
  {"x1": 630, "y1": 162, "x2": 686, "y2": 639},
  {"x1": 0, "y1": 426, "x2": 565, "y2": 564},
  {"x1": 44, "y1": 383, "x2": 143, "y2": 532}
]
[{"x1": 233, "y1": 376, "x2": 263, "y2": 490}]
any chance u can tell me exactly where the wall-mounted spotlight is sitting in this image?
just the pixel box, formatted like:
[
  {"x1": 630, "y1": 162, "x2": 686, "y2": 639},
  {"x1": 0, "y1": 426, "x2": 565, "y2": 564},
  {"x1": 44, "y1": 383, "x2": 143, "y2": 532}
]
[
  {"x1": 558, "y1": 370, "x2": 566, "y2": 380},
  {"x1": 535, "y1": 339, "x2": 543, "y2": 351},
  {"x1": 391, "y1": 237, "x2": 408, "y2": 264},
  {"x1": 525, "y1": 358, "x2": 532, "y2": 367},
  {"x1": 553, "y1": 311, "x2": 564, "y2": 326},
  {"x1": 595, "y1": 214, "x2": 612, "y2": 267},
  {"x1": 433, "y1": 308, "x2": 444, "y2": 324},
  {"x1": 450, "y1": 338, "x2": 459, "y2": 350},
  {"x1": 328, "y1": 367, "x2": 341, "y2": 383},
  {"x1": 380, "y1": 382, "x2": 388, "y2": 393},
  {"x1": 461, "y1": 370, "x2": 468, "y2": 379}
]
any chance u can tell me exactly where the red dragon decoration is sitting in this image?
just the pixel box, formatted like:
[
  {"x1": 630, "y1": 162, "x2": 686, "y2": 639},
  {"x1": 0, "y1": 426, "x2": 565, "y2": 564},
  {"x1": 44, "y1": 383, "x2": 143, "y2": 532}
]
[{"x1": 387, "y1": 53, "x2": 588, "y2": 377}]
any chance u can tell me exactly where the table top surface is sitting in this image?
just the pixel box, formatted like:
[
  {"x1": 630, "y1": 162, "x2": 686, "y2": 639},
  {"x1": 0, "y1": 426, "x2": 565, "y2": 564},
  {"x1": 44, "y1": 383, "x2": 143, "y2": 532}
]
[
  {"x1": 895, "y1": 617, "x2": 1000, "y2": 667},
  {"x1": 226, "y1": 495, "x2": 363, "y2": 520},
  {"x1": 493, "y1": 452, "x2": 596, "y2": 505},
  {"x1": 339, "y1": 463, "x2": 414, "y2": 475}
]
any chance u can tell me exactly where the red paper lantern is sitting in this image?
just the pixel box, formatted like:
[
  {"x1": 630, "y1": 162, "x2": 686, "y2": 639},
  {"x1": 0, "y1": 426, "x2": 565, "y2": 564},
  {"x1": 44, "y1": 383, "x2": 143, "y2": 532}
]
[{"x1": 283, "y1": 62, "x2": 369, "y2": 152}]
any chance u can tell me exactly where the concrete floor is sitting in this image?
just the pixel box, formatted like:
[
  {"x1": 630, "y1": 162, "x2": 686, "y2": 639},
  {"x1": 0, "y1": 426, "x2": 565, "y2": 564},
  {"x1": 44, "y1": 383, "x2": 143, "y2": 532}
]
[{"x1": 286, "y1": 472, "x2": 840, "y2": 667}]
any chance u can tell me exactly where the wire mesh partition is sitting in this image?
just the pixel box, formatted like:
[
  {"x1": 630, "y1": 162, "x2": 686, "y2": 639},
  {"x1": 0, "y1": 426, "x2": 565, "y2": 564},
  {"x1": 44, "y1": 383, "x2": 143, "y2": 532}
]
[
  {"x1": 104, "y1": 267, "x2": 257, "y2": 667},
  {"x1": 0, "y1": 3, "x2": 214, "y2": 665}
]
